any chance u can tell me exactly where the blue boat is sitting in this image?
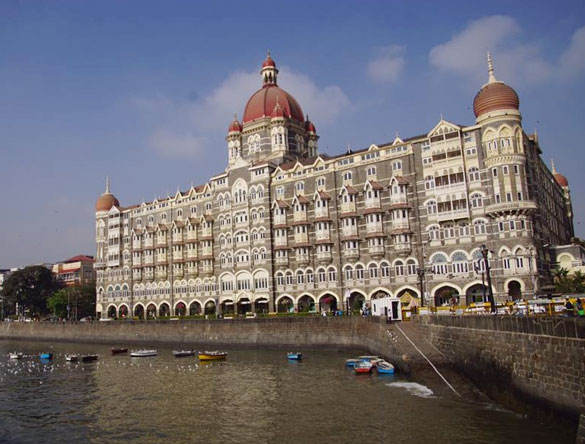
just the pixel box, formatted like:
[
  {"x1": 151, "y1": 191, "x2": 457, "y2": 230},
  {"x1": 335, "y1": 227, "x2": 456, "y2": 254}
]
[
  {"x1": 345, "y1": 358, "x2": 360, "y2": 368},
  {"x1": 287, "y1": 352, "x2": 302, "y2": 360},
  {"x1": 40, "y1": 352, "x2": 53, "y2": 360},
  {"x1": 376, "y1": 360, "x2": 395, "y2": 374}
]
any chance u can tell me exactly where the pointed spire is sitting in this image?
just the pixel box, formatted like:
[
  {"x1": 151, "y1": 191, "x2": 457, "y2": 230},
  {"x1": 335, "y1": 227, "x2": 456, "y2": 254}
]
[
  {"x1": 105, "y1": 176, "x2": 110, "y2": 194},
  {"x1": 487, "y1": 51, "x2": 497, "y2": 83},
  {"x1": 551, "y1": 158, "x2": 557, "y2": 174}
]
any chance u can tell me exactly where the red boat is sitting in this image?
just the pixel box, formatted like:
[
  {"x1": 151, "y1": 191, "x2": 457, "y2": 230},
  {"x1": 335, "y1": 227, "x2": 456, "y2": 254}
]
[
  {"x1": 111, "y1": 348, "x2": 128, "y2": 355},
  {"x1": 354, "y1": 360, "x2": 373, "y2": 374}
]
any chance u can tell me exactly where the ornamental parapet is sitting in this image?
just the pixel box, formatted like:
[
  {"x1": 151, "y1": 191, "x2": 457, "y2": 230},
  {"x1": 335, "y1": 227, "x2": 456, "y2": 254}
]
[{"x1": 485, "y1": 201, "x2": 538, "y2": 216}]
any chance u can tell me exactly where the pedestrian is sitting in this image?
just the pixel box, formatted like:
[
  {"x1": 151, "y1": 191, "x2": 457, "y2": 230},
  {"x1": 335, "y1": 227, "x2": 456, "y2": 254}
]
[
  {"x1": 576, "y1": 298, "x2": 584, "y2": 317},
  {"x1": 565, "y1": 299, "x2": 574, "y2": 317}
]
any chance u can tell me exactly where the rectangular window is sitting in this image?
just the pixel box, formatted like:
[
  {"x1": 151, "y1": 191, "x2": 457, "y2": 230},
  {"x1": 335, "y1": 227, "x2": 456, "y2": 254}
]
[
  {"x1": 492, "y1": 168, "x2": 498, "y2": 178},
  {"x1": 503, "y1": 166, "x2": 509, "y2": 175}
]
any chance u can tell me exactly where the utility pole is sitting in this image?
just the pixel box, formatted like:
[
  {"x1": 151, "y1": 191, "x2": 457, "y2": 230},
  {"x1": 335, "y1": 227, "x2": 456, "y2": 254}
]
[{"x1": 481, "y1": 244, "x2": 496, "y2": 313}]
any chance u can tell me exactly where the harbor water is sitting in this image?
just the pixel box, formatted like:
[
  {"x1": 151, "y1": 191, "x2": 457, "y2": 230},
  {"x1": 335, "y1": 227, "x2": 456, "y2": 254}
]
[{"x1": 0, "y1": 340, "x2": 572, "y2": 444}]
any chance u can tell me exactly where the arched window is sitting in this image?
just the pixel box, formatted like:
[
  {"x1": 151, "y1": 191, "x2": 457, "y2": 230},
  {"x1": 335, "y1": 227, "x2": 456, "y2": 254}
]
[
  {"x1": 328, "y1": 267, "x2": 337, "y2": 282},
  {"x1": 425, "y1": 176, "x2": 435, "y2": 190},
  {"x1": 474, "y1": 220, "x2": 487, "y2": 235},
  {"x1": 428, "y1": 225, "x2": 440, "y2": 241},
  {"x1": 431, "y1": 253, "x2": 448, "y2": 275},
  {"x1": 406, "y1": 259, "x2": 417, "y2": 275},
  {"x1": 395, "y1": 260, "x2": 404, "y2": 276},
  {"x1": 355, "y1": 264, "x2": 364, "y2": 280},
  {"x1": 426, "y1": 200, "x2": 437, "y2": 215},
  {"x1": 368, "y1": 263, "x2": 378, "y2": 279},
  {"x1": 380, "y1": 262, "x2": 390, "y2": 278},
  {"x1": 452, "y1": 252, "x2": 469, "y2": 274},
  {"x1": 468, "y1": 167, "x2": 480, "y2": 182},
  {"x1": 317, "y1": 267, "x2": 327, "y2": 283},
  {"x1": 344, "y1": 265, "x2": 354, "y2": 280},
  {"x1": 470, "y1": 193, "x2": 483, "y2": 208}
]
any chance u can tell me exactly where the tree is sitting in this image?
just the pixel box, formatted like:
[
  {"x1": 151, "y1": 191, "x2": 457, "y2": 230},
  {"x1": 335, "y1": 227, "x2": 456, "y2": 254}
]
[
  {"x1": 0, "y1": 266, "x2": 60, "y2": 318},
  {"x1": 47, "y1": 284, "x2": 96, "y2": 320},
  {"x1": 553, "y1": 267, "x2": 585, "y2": 294}
]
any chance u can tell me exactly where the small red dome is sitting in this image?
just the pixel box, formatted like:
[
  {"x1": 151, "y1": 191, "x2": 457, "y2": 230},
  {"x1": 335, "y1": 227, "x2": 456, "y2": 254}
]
[
  {"x1": 554, "y1": 173, "x2": 569, "y2": 187},
  {"x1": 243, "y1": 85, "x2": 304, "y2": 124},
  {"x1": 473, "y1": 82, "x2": 519, "y2": 118},
  {"x1": 305, "y1": 119, "x2": 316, "y2": 133},
  {"x1": 228, "y1": 117, "x2": 242, "y2": 133},
  {"x1": 262, "y1": 54, "x2": 276, "y2": 68},
  {"x1": 96, "y1": 193, "x2": 119, "y2": 212}
]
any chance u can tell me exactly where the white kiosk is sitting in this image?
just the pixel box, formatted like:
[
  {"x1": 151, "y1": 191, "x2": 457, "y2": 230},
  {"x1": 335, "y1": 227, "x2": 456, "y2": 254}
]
[{"x1": 371, "y1": 296, "x2": 402, "y2": 321}]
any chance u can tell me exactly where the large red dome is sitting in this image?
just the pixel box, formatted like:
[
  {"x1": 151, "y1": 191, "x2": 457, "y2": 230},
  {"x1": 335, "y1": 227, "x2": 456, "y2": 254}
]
[
  {"x1": 242, "y1": 85, "x2": 304, "y2": 124},
  {"x1": 473, "y1": 82, "x2": 519, "y2": 118}
]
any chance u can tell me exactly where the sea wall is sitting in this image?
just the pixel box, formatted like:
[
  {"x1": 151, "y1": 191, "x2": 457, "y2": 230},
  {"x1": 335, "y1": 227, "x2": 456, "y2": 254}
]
[
  {"x1": 413, "y1": 315, "x2": 585, "y2": 425},
  {"x1": 0, "y1": 317, "x2": 411, "y2": 371}
]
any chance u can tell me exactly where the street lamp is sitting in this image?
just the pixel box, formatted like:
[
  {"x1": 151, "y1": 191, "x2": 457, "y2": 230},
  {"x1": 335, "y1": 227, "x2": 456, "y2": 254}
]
[
  {"x1": 474, "y1": 260, "x2": 486, "y2": 303},
  {"x1": 480, "y1": 244, "x2": 496, "y2": 313},
  {"x1": 416, "y1": 265, "x2": 433, "y2": 308}
]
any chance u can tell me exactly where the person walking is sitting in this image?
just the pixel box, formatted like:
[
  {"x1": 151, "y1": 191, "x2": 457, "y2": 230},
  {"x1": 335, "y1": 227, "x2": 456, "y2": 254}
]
[{"x1": 576, "y1": 298, "x2": 584, "y2": 317}]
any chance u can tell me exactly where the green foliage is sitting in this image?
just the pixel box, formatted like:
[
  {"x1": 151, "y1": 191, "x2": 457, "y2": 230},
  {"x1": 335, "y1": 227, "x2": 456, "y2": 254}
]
[
  {"x1": 0, "y1": 266, "x2": 60, "y2": 317},
  {"x1": 46, "y1": 284, "x2": 96, "y2": 320},
  {"x1": 553, "y1": 268, "x2": 585, "y2": 294}
]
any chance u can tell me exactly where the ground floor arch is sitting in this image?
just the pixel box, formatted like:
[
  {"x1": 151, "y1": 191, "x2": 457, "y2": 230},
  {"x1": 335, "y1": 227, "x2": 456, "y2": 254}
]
[
  {"x1": 297, "y1": 294, "x2": 316, "y2": 313},
  {"x1": 189, "y1": 301, "x2": 202, "y2": 316},
  {"x1": 118, "y1": 304, "x2": 129, "y2": 319},
  {"x1": 465, "y1": 283, "x2": 489, "y2": 304},
  {"x1": 318, "y1": 293, "x2": 338, "y2": 313},
  {"x1": 276, "y1": 295, "x2": 294, "y2": 313},
  {"x1": 432, "y1": 284, "x2": 462, "y2": 307},
  {"x1": 107, "y1": 305, "x2": 117, "y2": 319},
  {"x1": 347, "y1": 290, "x2": 366, "y2": 312},
  {"x1": 507, "y1": 280, "x2": 523, "y2": 301},
  {"x1": 237, "y1": 297, "x2": 251, "y2": 315},
  {"x1": 146, "y1": 303, "x2": 157, "y2": 319},
  {"x1": 174, "y1": 301, "x2": 186, "y2": 316},
  {"x1": 254, "y1": 297, "x2": 269, "y2": 314},
  {"x1": 159, "y1": 302, "x2": 170, "y2": 317},
  {"x1": 220, "y1": 299, "x2": 234, "y2": 316},
  {"x1": 204, "y1": 300, "x2": 216, "y2": 315},
  {"x1": 134, "y1": 304, "x2": 144, "y2": 319},
  {"x1": 395, "y1": 286, "x2": 420, "y2": 305}
]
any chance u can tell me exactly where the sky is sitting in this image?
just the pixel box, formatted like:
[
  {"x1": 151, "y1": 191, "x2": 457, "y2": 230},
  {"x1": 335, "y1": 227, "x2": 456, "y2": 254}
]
[{"x1": 1, "y1": 0, "x2": 584, "y2": 268}]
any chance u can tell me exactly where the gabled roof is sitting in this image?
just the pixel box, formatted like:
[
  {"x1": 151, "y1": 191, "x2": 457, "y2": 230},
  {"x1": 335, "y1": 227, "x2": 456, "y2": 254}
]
[{"x1": 427, "y1": 119, "x2": 461, "y2": 138}]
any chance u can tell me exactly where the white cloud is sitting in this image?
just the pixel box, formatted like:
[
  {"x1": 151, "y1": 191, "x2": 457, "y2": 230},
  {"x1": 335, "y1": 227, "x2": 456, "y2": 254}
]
[
  {"x1": 559, "y1": 25, "x2": 585, "y2": 79},
  {"x1": 367, "y1": 45, "x2": 406, "y2": 83},
  {"x1": 428, "y1": 15, "x2": 564, "y2": 86},
  {"x1": 132, "y1": 66, "x2": 350, "y2": 158}
]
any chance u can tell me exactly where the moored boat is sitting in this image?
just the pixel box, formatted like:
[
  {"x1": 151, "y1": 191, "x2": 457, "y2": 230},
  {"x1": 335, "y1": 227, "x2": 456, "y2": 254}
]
[
  {"x1": 376, "y1": 360, "x2": 395, "y2": 374},
  {"x1": 66, "y1": 354, "x2": 80, "y2": 362},
  {"x1": 40, "y1": 352, "x2": 53, "y2": 360},
  {"x1": 198, "y1": 351, "x2": 227, "y2": 361},
  {"x1": 357, "y1": 355, "x2": 380, "y2": 362},
  {"x1": 130, "y1": 349, "x2": 157, "y2": 357},
  {"x1": 345, "y1": 358, "x2": 360, "y2": 368},
  {"x1": 173, "y1": 350, "x2": 195, "y2": 358},
  {"x1": 9, "y1": 352, "x2": 23, "y2": 360},
  {"x1": 354, "y1": 360, "x2": 373, "y2": 374},
  {"x1": 81, "y1": 354, "x2": 99, "y2": 362},
  {"x1": 287, "y1": 352, "x2": 303, "y2": 360},
  {"x1": 111, "y1": 347, "x2": 128, "y2": 355}
]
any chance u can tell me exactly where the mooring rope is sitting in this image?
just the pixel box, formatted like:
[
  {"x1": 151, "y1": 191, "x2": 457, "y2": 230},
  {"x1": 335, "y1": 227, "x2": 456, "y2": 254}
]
[{"x1": 392, "y1": 325, "x2": 462, "y2": 398}]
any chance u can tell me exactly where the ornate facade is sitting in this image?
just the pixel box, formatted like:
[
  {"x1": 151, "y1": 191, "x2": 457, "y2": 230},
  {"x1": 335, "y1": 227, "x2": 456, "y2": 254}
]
[{"x1": 94, "y1": 53, "x2": 574, "y2": 319}]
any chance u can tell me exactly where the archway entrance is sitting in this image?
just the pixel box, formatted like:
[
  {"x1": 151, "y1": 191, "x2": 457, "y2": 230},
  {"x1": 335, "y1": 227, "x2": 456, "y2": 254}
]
[
  {"x1": 146, "y1": 304, "x2": 157, "y2": 319},
  {"x1": 466, "y1": 284, "x2": 488, "y2": 305},
  {"x1": 134, "y1": 304, "x2": 144, "y2": 319},
  {"x1": 237, "y1": 298, "x2": 251, "y2": 315},
  {"x1": 204, "y1": 301, "x2": 216, "y2": 315},
  {"x1": 221, "y1": 300, "x2": 234, "y2": 316},
  {"x1": 297, "y1": 295, "x2": 315, "y2": 313},
  {"x1": 508, "y1": 281, "x2": 522, "y2": 301},
  {"x1": 159, "y1": 303, "x2": 170, "y2": 317},
  {"x1": 434, "y1": 286, "x2": 459, "y2": 306},
  {"x1": 348, "y1": 291, "x2": 365, "y2": 313},
  {"x1": 254, "y1": 298, "x2": 269, "y2": 314},
  {"x1": 277, "y1": 296, "x2": 293, "y2": 313},
  {"x1": 119, "y1": 305, "x2": 129, "y2": 319},
  {"x1": 189, "y1": 301, "x2": 202, "y2": 316},
  {"x1": 175, "y1": 302, "x2": 186, "y2": 317},
  {"x1": 107, "y1": 305, "x2": 117, "y2": 319},
  {"x1": 318, "y1": 294, "x2": 337, "y2": 313}
]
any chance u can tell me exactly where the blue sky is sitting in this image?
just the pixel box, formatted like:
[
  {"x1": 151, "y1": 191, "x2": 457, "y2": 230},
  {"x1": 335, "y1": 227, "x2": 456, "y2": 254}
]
[{"x1": 1, "y1": 0, "x2": 584, "y2": 267}]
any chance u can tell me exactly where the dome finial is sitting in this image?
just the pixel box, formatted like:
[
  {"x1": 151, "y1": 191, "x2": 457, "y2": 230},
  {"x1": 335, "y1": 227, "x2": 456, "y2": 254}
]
[
  {"x1": 551, "y1": 158, "x2": 557, "y2": 174},
  {"x1": 487, "y1": 51, "x2": 497, "y2": 83},
  {"x1": 105, "y1": 176, "x2": 110, "y2": 194}
]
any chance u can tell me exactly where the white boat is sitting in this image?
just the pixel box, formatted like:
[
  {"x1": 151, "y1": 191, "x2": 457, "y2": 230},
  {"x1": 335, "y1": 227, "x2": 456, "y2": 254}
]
[
  {"x1": 66, "y1": 354, "x2": 80, "y2": 362},
  {"x1": 9, "y1": 352, "x2": 23, "y2": 359},
  {"x1": 130, "y1": 349, "x2": 157, "y2": 357}
]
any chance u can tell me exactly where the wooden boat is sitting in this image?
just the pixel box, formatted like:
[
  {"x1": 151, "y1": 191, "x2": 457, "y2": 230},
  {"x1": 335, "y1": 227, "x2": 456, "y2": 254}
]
[
  {"x1": 9, "y1": 352, "x2": 23, "y2": 360},
  {"x1": 40, "y1": 352, "x2": 53, "y2": 360},
  {"x1": 130, "y1": 349, "x2": 157, "y2": 357},
  {"x1": 198, "y1": 351, "x2": 227, "y2": 361},
  {"x1": 173, "y1": 350, "x2": 195, "y2": 358},
  {"x1": 66, "y1": 354, "x2": 80, "y2": 362},
  {"x1": 287, "y1": 352, "x2": 303, "y2": 360},
  {"x1": 354, "y1": 360, "x2": 373, "y2": 374},
  {"x1": 81, "y1": 354, "x2": 99, "y2": 362},
  {"x1": 376, "y1": 360, "x2": 395, "y2": 374},
  {"x1": 111, "y1": 347, "x2": 128, "y2": 355}
]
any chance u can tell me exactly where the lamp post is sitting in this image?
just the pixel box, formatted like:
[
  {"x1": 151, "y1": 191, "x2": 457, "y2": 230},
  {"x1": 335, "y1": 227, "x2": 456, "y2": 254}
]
[
  {"x1": 416, "y1": 265, "x2": 433, "y2": 308},
  {"x1": 0, "y1": 296, "x2": 4, "y2": 321},
  {"x1": 480, "y1": 244, "x2": 496, "y2": 313},
  {"x1": 474, "y1": 260, "x2": 486, "y2": 303}
]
